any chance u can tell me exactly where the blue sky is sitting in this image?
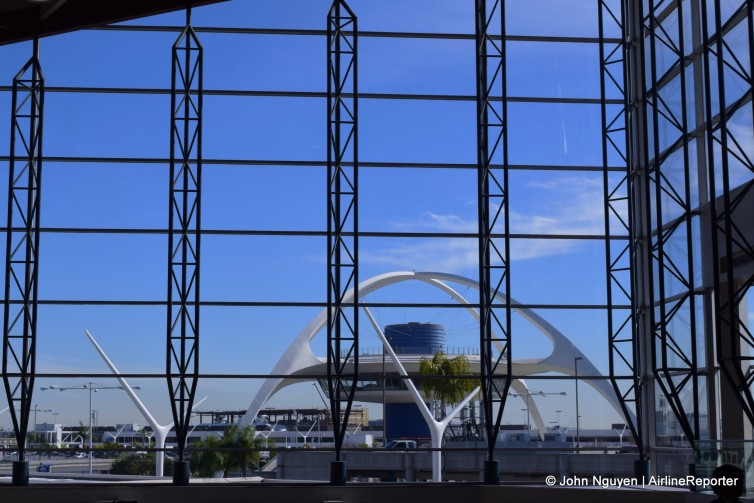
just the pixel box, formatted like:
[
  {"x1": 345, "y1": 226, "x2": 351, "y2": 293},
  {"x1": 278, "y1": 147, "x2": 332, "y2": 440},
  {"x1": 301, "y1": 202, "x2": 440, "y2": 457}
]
[{"x1": 0, "y1": 0, "x2": 644, "y2": 432}]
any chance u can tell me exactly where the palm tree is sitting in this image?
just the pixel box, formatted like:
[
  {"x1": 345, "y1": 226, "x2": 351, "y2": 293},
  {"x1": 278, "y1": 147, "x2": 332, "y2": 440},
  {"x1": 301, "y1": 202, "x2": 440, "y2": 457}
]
[
  {"x1": 419, "y1": 352, "x2": 476, "y2": 419},
  {"x1": 190, "y1": 424, "x2": 275, "y2": 478},
  {"x1": 220, "y1": 423, "x2": 274, "y2": 477},
  {"x1": 189, "y1": 435, "x2": 224, "y2": 478},
  {"x1": 138, "y1": 427, "x2": 150, "y2": 448},
  {"x1": 77, "y1": 421, "x2": 90, "y2": 445},
  {"x1": 417, "y1": 352, "x2": 478, "y2": 481}
]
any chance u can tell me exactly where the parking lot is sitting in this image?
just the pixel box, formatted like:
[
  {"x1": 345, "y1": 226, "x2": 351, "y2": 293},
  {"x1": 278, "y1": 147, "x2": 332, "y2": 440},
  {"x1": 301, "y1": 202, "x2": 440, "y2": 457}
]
[{"x1": 1, "y1": 453, "x2": 115, "y2": 475}]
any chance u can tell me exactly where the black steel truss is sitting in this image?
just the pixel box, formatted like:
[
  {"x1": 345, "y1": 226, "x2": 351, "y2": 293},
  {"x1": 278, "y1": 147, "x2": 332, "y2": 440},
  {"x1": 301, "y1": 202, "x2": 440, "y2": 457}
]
[
  {"x1": 642, "y1": 0, "x2": 701, "y2": 446},
  {"x1": 326, "y1": 0, "x2": 359, "y2": 469},
  {"x1": 475, "y1": 0, "x2": 512, "y2": 473},
  {"x1": 2, "y1": 38, "x2": 43, "y2": 470},
  {"x1": 5, "y1": 0, "x2": 753, "y2": 478},
  {"x1": 599, "y1": 0, "x2": 644, "y2": 455},
  {"x1": 703, "y1": 0, "x2": 754, "y2": 424},
  {"x1": 167, "y1": 9, "x2": 203, "y2": 463}
]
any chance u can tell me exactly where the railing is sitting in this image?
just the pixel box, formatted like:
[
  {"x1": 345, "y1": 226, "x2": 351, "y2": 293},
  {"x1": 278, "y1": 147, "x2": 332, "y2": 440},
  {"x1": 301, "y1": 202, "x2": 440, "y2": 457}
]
[{"x1": 342, "y1": 347, "x2": 480, "y2": 358}]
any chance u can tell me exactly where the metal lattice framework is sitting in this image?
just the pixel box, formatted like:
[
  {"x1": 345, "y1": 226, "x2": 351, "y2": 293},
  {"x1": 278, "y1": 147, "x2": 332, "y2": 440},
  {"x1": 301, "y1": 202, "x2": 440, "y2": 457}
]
[
  {"x1": 703, "y1": 0, "x2": 754, "y2": 424},
  {"x1": 326, "y1": 0, "x2": 359, "y2": 467},
  {"x1": 599, "y1": 0, "x2": 644, "y2": 454},
  {"x1": 2, "y1": 38, "x2": 43, "y2": 469},
  {"x1": 0, "y1": 0, "x2": 752, "y2": 485},
  {"x1": 167, "y1": 10, "x2": 203, "y2": 463},
  {"x1": 475, "y1": 0, "x2": 512, "y2": 472},
  {"x1": 642, "y1": 0, "x2": 701, "y2": 445}
]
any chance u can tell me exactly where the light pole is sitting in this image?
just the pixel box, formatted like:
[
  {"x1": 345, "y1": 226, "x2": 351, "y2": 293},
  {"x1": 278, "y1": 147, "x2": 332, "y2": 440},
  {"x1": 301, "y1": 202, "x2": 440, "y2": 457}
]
[
  {"x1": 555, "y1": 410, "x2": 562, "y2": 427},
  {"x1": 31, "y1": 404, "x2": 51, "y2": 450},
  {"x1": 382, "y1": 348, "x2": 386, "y2": 445},
  {"x1": 41, "y1": 383, "x2": 139, "y2": 474},
  {"x1": 50, "y1": 412, "x2": 60, "y2": 446},
  {"x1": 510, "y1": 391, "x2": 567, "y2": 434},
  {"x1": 575, "y1": 357, "x2": 582, "y2": 451}
]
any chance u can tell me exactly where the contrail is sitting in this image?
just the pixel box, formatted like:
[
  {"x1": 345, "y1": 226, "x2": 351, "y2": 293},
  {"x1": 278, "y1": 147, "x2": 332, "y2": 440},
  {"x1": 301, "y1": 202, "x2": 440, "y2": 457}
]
[{"x1": 558, "y1": 83, "x2": 568, "y2": 155}]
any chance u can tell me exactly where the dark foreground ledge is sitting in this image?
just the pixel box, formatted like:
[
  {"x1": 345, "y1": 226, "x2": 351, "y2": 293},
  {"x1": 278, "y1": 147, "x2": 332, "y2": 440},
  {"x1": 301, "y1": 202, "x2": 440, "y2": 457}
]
[{"x1": 0, "y1": 481, "x2": 730, "y2": 503}]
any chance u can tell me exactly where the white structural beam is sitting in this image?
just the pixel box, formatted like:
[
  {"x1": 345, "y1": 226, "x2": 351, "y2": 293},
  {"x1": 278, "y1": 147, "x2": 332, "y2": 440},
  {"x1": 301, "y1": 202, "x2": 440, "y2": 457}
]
[
  {"x1": 420, "y1": 277, "x2": 547, "y2": 440},
  {"x1": 363, "y1": 306, "x2": 478, "y2": 482},
  {"x1": 242, "y1": 271, "x2": 631, "y2": 432},
  {"x1": 85, "y1": 329, "x2": 207, "y2": 477}
]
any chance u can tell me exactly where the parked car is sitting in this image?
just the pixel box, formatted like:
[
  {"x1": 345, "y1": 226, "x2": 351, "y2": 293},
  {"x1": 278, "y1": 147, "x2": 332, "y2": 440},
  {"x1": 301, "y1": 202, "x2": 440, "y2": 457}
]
[{"x1": 384, "y1": 440, "x2": 417, "y2": 450}]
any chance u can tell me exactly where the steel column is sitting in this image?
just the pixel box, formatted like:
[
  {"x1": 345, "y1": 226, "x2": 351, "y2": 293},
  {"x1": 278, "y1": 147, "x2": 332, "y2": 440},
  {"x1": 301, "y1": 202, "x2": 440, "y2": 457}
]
[
  {"x1": 2, "y1": 37, "x2": 43, "y2": 486},
  {"x1": 326, "y1": 0, "x2": 358, "y2": 485},
  {"x1": 642, "y1": 0, "x2": 701, "y2": 447},
  {"x1": 167, "y1": 8, "x2": 202, "y2": 482},
  {"x1": 599, "y1": 0, "x2": 645, "y2": 458},
  {"x1": 628, "y1": 9, "x2": 659, "y2": 465},
  {"x1": 703, "y1": 0, "x2": 754, "y2": 429},
  {"x1": 475, "y1": 0, "x2": 512, "y2": 484}
]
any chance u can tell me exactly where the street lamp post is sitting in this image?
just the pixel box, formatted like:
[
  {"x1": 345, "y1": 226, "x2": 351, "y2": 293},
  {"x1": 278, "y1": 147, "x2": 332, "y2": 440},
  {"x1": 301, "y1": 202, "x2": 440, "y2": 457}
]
[
  {"x1": 510, "y1": 390, "x2": 567, "y2": 437},
  {"x1": 31, "y1": 404, "x2": 51, "y2": 452},
  {"x1": 41, "y1": 383, "x2": 139, "y2": 474},
  {"x1": 50, "y1": 412, "x2": 60, "y2": 446},
  {"x1": 575, "y1": 357, "x2": 582, "y2": 451}
]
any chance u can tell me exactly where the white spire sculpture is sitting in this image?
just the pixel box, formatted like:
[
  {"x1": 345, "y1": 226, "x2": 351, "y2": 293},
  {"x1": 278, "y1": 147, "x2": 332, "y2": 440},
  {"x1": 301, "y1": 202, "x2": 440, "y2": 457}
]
[
  {"x1": 364, "y1": 306, "x2": 478, "y2": 482},
  {"x1": 85, "y1": 329, "x2": 207, "y2": 477}
]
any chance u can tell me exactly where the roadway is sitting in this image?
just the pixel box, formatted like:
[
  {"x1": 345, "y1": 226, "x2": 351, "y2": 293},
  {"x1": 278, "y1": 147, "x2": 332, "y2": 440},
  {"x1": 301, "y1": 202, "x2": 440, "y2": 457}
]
[{"x1": 0, "y1": 458, "x2": 114, "y2": 475}]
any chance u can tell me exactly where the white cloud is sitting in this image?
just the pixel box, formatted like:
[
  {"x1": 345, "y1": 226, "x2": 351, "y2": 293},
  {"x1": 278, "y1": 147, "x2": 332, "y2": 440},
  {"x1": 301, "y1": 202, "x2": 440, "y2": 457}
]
[
  {"x1": 361, "y1": 238, "x2": 478, "y2": 272},
  {"x1": 514, "y1": 176, "x2": 607, "y2": 235},
  {"x1": 360, "y1": 175, "x2": 620, "y2": 272},
  {"x1": 361, "y1": 234, "x2": 588, "y2": 272},
  {"x1": 362, "y1": 175, "x2": 618, "y2": 272},
  {"x1": 392, "y1": 211, "x2": 476, "y2": 233}
]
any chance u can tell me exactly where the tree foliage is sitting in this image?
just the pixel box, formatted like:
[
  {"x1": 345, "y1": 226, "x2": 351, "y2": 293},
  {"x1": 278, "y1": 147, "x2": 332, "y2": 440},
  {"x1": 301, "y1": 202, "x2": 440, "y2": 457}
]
[
  {"x1": 96, "y1": 442, "x2": 122, "y2": 457},
  {"x1": 189, "y1": 424, "x2": 274, "y2": 478},
  {"x1": 110, "y1": 453, "x2": 173, "y2": 476},
  {"x1": 138, "y1": 427, "x2": 152, "y2": 447},
  {"x1": 419, "y1": 352, "x2": 476, "y2": 417},
  {"x1": 221, "y1": 423, "x2": 259, "y2": 477},
  {"x1": 77, "y1": 420, "x2": 90, "y2": 441},
  {"x1": 189, "y1": 435, "x2": 225, "y2": 478}
]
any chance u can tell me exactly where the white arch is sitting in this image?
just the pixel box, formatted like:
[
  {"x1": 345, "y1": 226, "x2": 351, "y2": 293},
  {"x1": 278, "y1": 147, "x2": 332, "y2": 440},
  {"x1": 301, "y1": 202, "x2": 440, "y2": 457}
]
[{"x1": 241, "y1": 271, "x2": 633, "y2": 431}]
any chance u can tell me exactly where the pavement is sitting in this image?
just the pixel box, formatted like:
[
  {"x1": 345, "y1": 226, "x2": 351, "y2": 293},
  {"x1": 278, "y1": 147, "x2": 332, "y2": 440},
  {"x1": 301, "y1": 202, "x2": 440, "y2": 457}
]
[{"x1": 0, "y1": 458, "x2": 114, "y2": 475}]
